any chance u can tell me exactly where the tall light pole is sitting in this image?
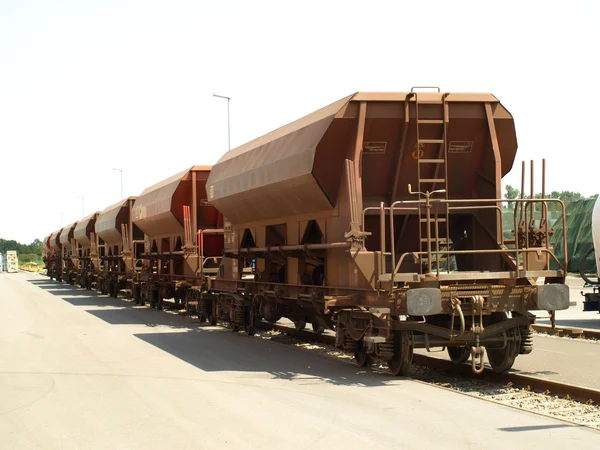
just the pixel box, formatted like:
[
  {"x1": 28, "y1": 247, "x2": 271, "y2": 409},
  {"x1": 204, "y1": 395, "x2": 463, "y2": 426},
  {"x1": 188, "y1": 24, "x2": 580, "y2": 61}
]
[
  {"x1": 76, "y1": 196, "x2": 85, "y2": 217},
  {"x1": 113, "y1": 168, "x2": 123, "y2": 200},
  {"x1": 213, "y1": 94, "x2": 230, "y2": 151}
]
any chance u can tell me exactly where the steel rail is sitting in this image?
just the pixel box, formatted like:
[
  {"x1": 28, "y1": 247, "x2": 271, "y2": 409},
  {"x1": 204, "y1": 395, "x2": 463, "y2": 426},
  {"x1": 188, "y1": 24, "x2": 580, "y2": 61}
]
[{"x1": 272, "y1": 324, "x2": 600, "y2": 405}]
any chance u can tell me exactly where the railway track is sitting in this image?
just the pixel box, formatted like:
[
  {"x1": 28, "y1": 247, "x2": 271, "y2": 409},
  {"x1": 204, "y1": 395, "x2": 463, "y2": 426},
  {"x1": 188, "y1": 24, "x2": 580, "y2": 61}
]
[
  {"x1": 532, "y1": 323, "x2": 600, "y2": 340},
  {"x1": 81, "y1": 291, "x2": 600, "y2": 430},
  {"x1": 260, "y1": 323, "x2": 600, "y2": 430}
]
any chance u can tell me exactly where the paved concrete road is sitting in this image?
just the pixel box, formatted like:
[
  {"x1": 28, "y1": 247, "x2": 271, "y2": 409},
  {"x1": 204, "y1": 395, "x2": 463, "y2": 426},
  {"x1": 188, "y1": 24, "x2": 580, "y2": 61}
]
[{"x1": 1, "y1": 272, "x2": 599, "y2": 449}]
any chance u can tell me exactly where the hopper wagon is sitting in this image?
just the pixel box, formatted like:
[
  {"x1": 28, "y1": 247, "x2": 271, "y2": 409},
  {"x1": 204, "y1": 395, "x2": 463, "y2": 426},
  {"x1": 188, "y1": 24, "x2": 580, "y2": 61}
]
[
  {"x1": 74, "y1": 212, "x2": 100, "y2": 289},
  {"x1": 48, "y1": 229, "x2": 64, "y2": 281},
  {"x1": 132, "y1": 166, "x2": 224, "y2": 311},
  {"x1": 42, "y1": 234, "x2": 53, "y2": 273},
  {"x1": 59, "y1": 222, "x2": 79, "y2": 284},
  {"x1": 94, "y1": 197, "x2": 142, "y2": 297},
  {"x1": 206, "y1": 90, "x2": 570, "y2": 374}
]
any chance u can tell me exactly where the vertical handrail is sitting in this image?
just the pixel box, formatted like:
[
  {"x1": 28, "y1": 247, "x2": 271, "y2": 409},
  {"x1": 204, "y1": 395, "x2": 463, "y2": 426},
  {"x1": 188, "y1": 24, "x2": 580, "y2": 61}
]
[
  {"x1": 389, "y1": 202, "x2": 395, "y2": 273},
  {"x1": 380, "y1": 202, "x2": 386, "y2": 275}
]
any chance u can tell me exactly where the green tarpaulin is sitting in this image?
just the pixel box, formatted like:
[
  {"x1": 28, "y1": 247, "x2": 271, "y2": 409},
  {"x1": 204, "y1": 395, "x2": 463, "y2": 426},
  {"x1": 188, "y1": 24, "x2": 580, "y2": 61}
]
[
  {"x1": 501, "y1": 199, "x2": 596, "y2": 274},
  {"x1": 550, "y1": 198, "x2": 597, "y2": 273}
]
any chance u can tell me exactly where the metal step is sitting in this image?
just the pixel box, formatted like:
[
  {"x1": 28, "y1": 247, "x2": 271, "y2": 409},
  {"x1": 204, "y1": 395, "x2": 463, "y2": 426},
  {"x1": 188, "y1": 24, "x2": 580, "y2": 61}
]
[
  {"x1": 418, "y1": 139, "x2": 444, "y2": 144},
  {"x1": 420, "y1": 217, "x2": 447, "y2": 223},
  {"x1": 419, "y1": 178, "x2": 446, "y2": 183},
  {"x1": 417, "y1": 119, "x2": 444, "y2": 124},
  {"x1": 418, "y1": 158, "x2": 445, "y2": 164}
]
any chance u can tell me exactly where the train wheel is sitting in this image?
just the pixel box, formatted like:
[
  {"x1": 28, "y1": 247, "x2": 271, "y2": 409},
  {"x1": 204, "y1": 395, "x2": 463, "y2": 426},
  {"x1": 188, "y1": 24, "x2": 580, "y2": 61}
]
[
  {"x1": 448, "y1": 347, "x2": 470, "y2": 364},
  {"x1": 228, "y1": 307, "x2": 239, "y2": 332},
  {"x1": 388, "y1": 330, "x2": 413, "y2": 376},
  {"x1": 487, "y1": 338, "x2": 517, "y2": 373},
  {"x1": 208, "y1": 300, "x2": 218, "y2": 326},
  {"x1": 486, "y1": 313, "x2": 518, "y2": 373},
  {"x1": 197, "y1": 302, "x2": 207, "y2": 323},
  {"x1": 292, "y1": 319, "x2": 306, "y2": 334},
  {"x1": 311, "y1": 320, "x2": 325, "y2": 335},
  {"x1": 354, "y1": 342, "x2": 373, "y2": 368},
  {"x1": 245, "y1": 307, "x2": 256, "y2": 336}
]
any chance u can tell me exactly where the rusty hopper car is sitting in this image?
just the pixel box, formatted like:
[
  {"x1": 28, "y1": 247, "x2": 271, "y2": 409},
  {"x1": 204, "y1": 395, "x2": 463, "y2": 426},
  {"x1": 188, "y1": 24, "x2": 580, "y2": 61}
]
[
  {"x1": 132, "y1": 166, "x2": 223, "y2": 311},
  {"x1": 59, "y1": 222, "x2": 79, "y2": 284},
  {"x1": 42, "y1": 234, "x2": 53, "y2": 273},
  {"x1": 95, "y1": 197, "x2": 143, "y2": 297},
  {"x1": 74, "y1": 212, "x2": 100, "y2": 289},
  {"x1": 48, "y1": 229, "x2": 64, "y2": 281},
  {"x1": 207, "y1": 90, "x2": 570, "y2": 375}
]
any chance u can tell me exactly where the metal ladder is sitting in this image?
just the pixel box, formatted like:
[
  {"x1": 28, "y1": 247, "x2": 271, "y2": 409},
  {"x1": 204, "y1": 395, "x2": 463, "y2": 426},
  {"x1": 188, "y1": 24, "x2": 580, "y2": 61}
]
[{"x1": 414, "y1": 90, "x2": 451, "y2": 273}]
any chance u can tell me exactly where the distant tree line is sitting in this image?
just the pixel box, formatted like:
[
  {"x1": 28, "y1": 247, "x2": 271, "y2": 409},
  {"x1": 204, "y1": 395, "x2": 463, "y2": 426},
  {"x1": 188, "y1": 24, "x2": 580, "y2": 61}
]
[
  {"x1": 504, "y1": 185, "x2": 598, "y2": 211},
  {"x1": 0, "y1": 238, "x2": 43, "y2": 257}
]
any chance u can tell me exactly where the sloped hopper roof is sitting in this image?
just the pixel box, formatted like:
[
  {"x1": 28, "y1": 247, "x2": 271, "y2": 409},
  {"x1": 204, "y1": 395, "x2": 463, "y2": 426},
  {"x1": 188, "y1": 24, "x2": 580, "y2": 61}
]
[
  {"x1": 59, "y1": 223, "x2": 77, "y2": 248},
  {"x1": 207, "y1": 94, "x2": 355, "y2": 225},
  {"x1": 207, "y1": 91, "x2": 517, "y2": 225},
  {"x1": 133, "y1": 166, "x2": 214, "y2": 238},
  {"x1": 96, "y1": 197, "x2": 135, "y2": 245},
  {"x1": 132, "y1": 168, "x2": 187, "y2": 237},
  {"x1": 74, "y1": 212, "x2": 99, "y2": 247},
  {"x1": 42, "y1": 235, "x2": 51, "y2": 252},
  {"x1": 49, "y1": 229, "x2": 63, "y2": 251}
]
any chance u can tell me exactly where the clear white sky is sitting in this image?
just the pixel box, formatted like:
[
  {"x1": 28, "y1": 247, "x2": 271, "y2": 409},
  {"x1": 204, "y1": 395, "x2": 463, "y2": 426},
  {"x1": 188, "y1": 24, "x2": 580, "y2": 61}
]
[{"x1": 1, "y1": 0, "x2": 598, "y2": 243}]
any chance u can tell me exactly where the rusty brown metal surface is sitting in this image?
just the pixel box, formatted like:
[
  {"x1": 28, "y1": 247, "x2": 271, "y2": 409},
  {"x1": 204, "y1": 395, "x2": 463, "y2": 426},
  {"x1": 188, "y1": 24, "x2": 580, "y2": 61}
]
[
  {"x1": 133, "y1": 166, "x2": 218, "y2": 237},
  {"x1": 42, "y1": 235, "x2": 52, "y2": 253},
  {"x1": 59, "y1": 223, "x2": 78, "y2": 249},
  {"x1": 207, "y1": 94, "x2": 354, "y2": 224},
  {"x1": 207, "y1": 92, "x2": 517, "y2": 226},
  {"x1": 74, "y1": 212, "x2": 100, "y2": 247},
  {"x1": 49, "y1": 229, "x2": 63, "y2": 251},
  {"x1": 95, "y1": 197, "x2": 136, "y2": 245}
]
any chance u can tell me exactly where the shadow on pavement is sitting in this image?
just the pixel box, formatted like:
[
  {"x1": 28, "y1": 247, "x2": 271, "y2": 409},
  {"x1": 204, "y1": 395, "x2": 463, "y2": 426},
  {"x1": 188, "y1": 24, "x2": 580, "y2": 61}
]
[
  {"x1": 26, "y1": 277, "x2": 193, "y2": 329},
  {"x1": 134, "y1": 328, "x2": 392, "y2": 387},
  {"x1": 499, "y1": 424, "x2": 575, "y2": 432},
  {"x1": 25, "y1": 276, "x2": 399, "y2": 386}
]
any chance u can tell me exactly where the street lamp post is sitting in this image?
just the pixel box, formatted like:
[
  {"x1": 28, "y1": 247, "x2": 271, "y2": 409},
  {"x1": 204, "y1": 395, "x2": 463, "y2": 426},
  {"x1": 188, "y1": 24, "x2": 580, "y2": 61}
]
[
  {"x1": 76, "y1": 196, "x2": 85, "y2": 217},
  {"x1": 112, "y1": 168, "x2": 123, "y2": 200},
  {"x1": 213, "y1": 94, "x2": 230, "y2": 151}
]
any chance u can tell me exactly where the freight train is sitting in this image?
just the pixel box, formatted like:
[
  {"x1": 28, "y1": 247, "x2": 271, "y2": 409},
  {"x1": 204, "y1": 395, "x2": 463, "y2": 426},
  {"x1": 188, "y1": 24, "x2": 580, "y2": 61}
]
[{"x1": 42, "y1": 89, "x2": 570, "y2": 375}]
